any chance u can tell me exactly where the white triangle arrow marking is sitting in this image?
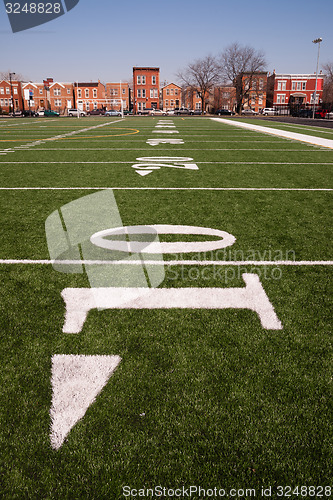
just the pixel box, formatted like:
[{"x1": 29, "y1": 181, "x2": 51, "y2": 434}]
[
  {"x1": 136, "y1": 169, "x2": 153, "y2": 176},
  {"x1": 50, "y1": 354, "x2": 121, "y2": 450}
]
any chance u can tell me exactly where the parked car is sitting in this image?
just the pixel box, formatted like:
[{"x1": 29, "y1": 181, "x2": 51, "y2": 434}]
[
  {"x1": 174, "y1": 107, "x2": 191, "y2": 115},
  {"x1": 45, "y1": 110, "x2": 60, "y2": 117},
  {"x1": 88, "y1": 108, "x2": 105, "y2": 116},
  {"x1": 36, "y1": 109, "x2": 60, "y2": 117},
  {"x1": 261, "y1": 108, "x2": 275, "y2": 116},
  {"x1": 137, "y1": 108, "x2": 152, "y2": 115},
  {"x1": 166, "y1": 109, "x2": 175, "y2": 115},
  {"x1": 150, "y1": 109, "x2": 167, "y2": 116},
  {"x1": 190, "y1": 109, "x2": 203, "y2": 115},
  {"x1": 67, "y1": 109, "x2": 87, "y2": 117},
  {"x1": 241, "y1": 109, "x2": 258, "y2": 115},
  {"x1": 215, "y1": 109, "x2": 235, "y2": 116},
  {"x1": 105, "y1": 109, "x2": 122, "y2": 116},
  {"x1": 326, "y1": 111, "x2": 333, "y2": 119},
  {"x1": 22, "y1": 110, "x2": 36, "y2": 117}
]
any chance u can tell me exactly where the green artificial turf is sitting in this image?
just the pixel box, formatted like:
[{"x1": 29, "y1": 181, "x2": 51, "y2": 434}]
[{"x1": 0, "y1": 117, "x2": 332, "y2": 499}]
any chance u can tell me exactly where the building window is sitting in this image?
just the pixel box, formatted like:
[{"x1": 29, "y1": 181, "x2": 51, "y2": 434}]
[
  {"x1": 152, "y1": 76, "x2": 156, "y2": 85},
  {"x1": 54, "y1": 88, "x2": 61, "y2": 96},
  {"x1": 94, "y1": 102, "x2": 97, "y2": 109},
  {"x1": 0, "y1": 88, "x2": 4, "y2": 94},
  {"x1": 137, "y1": 89, "x2": 141, "y2": 98},
  {"x1": 93, "y1": 89, "x2": 97, "y2": 98},
  {"x1": 259, "y1": 79, "x2": 264, "y2": 90},
  {"x1": 6, "y1": 88, "x2": 10, "y2": 94},
  {"x1": 170, "y1": 99, "x2": 174, "y2": 107},
  {"x1": 122, "y1": 88, "x2": 126, "y2": 94},
  {"x1": 14, "y1": 88, "x2": 18, "y2": 94},
  {"x1": 137, "y1": 76, "x2": 141, "y2": 85},
  {"x1": 142, "y1": 75, "x2": 146, "y2": 84},
  {"x1": 39, "y1": 89, "x2": 43, "y2": 94},
  {"x1": 166, "y1": 89, "x2": 169, "y2": 95},
  {"x1": 277, "y1": 81, "x2": 286, "y2": 91},
  {"x1": 258, "y1": 94, "x2": 263, "y2": 105},
  {"x1": 67, "y1": 89, "x2": 71, "y2": 94},
  {"x1": 277, "y1": 94, "x2": 286, "y2": 104},
  {"x1": 54, "y1": 99, "x2": 61, "y2": 107},
  {"x1": 175, "y1": 89, "x2": 178, "y2": 95},
  {"x1": 150, "y1": 89, "x2": 154, "y2": 98},
  {"x1": 78, "y1": 89, "x2": 82, "y2": 98},
  {"x1": 170, "y1": 88, "x2": 174, "y2": 95},
  {"x1": 86, "y1": 102, "x2": 90, "y2": 111},
  {"x1": 85, "y1": 89, "x2": 89, "y2": 98},
  {"x1": 142, "y1": 89, "x2": 146, "y2": 98},
  {"x1": 165, "y1": 99, "x2": 169, "y2": 107}
]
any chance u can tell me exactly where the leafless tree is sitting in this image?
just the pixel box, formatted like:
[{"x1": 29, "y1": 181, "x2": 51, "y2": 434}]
[
  {"x1": 177, "y1": 55, "x2": 220, "y2": 113},
  {"x1": 322, "y1": 62, "x2": 333, "y2": 107},
  {"x1": 0, "y1": 70, "x2": 27, "y2": 82},
  {"x1": 219, "y1": 42, "x2": 267, "y2": 113}
]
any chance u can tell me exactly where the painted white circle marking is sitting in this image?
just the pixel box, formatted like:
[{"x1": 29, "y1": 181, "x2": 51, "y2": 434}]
[{"x1": 90, "y1": 225, "x2": 236, "y2": 254}]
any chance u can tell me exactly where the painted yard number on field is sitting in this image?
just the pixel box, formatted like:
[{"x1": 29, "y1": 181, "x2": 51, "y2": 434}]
[
  {"x1": 133, "y1": 157, "x2": 198, "y2": 176},
  {"x1": 59, "y1": 224, "x2": 282, "y2": 333},
  {"x1": 46, "y1": 192, "x2": 283, "y2": 450}
]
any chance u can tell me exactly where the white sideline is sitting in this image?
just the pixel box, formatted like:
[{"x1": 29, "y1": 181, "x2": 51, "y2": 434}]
[{"x1": 211, "y1": 118, "x2": 333, "y2": 149}]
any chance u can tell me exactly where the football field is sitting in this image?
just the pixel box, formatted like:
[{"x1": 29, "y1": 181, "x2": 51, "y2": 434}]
[{"x1": 0, "y1": 116, "x2": 332, "y2": 499}]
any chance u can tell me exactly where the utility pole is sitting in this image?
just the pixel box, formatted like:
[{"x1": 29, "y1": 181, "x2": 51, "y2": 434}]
[
  {"x1": 312, "y1": 38, "x2": 322, "y2": 119},
  {"x1": 9, "y1": 72, "x2": 16, "y2": 115}
]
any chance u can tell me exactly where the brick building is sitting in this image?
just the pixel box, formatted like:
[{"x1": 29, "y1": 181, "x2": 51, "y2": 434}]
[
  {"x1": 48, "y1": 80, "x2": 74, "y2": 114},
  {"x1": 0, "y1": 79, "x2": 23, "y2": 113},
  {"x1": 239, "y1": 72, "x2": 267, "y2": 113},
  {"x1": 184, "y1": 87, "x2": 211, "y2": 112},
  {"x1": 133, "y1": 67, "x2": 160, "y2": 113},
  {"x1": 22, "y1": 81, "x2": 47, "y2": 112},
  {"x1": 74, "y1": 81, "x2": 106, "y2": 112},
  {"x1": 270, "y1": 72, "x2": 325, "y2": 107},
  {"x1": 105, "y1": 82, "x2": 130, "y2": 111},
  {"x1": 213, "y1": 86, "x2": 237, "y2": 112},
  {"x1": 161, "y1": 83, "x2": 181, "y2": 111}
]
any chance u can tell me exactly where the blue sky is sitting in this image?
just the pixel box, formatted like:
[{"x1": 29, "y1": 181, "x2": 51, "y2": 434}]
[{"x1": 0, "y1": 0, "x2": 332, "y2": 84}]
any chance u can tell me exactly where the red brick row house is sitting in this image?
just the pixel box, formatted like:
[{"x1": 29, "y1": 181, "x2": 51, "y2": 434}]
[
  {"x1": 132, "y1": 67, "x2": 160, "y2": 113},
  {"x1": 74, "y1": 81, "x2": 106, "y2": 112},
  {"x1": 270, "y1": 72, "x2": 324, "y2": 107},
  {"x1": 161, "y1": 83, "x2": 181, "y2": 111},
  {"x1": 0, "y1": 79, "x2": 23, "y2": 113},
  {"x1": 105, "y1": 82, "x2": 130, "y2": 111}
]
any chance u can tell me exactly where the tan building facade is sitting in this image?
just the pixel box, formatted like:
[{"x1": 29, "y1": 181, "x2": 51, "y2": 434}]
[{"x1": 161, "y1": 83, "x2": 181, "y2": 111}]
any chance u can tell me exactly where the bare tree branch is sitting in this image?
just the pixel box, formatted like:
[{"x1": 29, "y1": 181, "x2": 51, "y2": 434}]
[
  {"x1": 177, "y1": 55, "x2": 220, "y2": 113},
  {"x1": 219, "y1": 42, "x2": 267, "y2": 113}
]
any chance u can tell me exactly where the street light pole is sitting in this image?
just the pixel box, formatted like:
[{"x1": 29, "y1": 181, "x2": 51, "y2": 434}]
[
  {"x1": 312, "y1": 37, "x2": 322, "y2": 119},
  {"x1": 9, "y1": 72, "x2": 16, "y2": 115}
]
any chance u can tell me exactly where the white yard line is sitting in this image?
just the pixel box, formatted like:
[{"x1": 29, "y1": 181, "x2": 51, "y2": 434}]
[
  {"x1": 0, "y1": 187, "x2": 331, "y2": 191},
  {"x1": 211, "y1": 118, "x2": 333, "y2": 149},
  {"x1": 0, "y1": 259, "x2": 331, "y2": 266},
  {"x1": 4, "y1": 148, "x2": 327, "y2": 152},
  {"x1": 2, "y1": 161, "x2": 332, "y2": 165}
]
